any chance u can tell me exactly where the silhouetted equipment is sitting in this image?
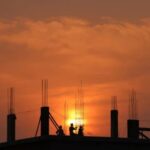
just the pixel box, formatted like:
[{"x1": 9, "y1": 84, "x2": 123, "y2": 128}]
[
  {"x1": 78, "y1": 125, "x2": 84, "y2": 136},
  {"x1": 7, "y1": 87, "x2": 16, "y2": 143},
  {"x1": 69, "y1": 123, "x2": 77, "y2": 136},
  {"x1": 111, "y1": 96, "x2": 118, "y2": 138}
]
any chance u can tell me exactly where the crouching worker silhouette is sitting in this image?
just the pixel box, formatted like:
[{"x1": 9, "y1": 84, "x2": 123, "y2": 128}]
[
  {"x1": 56, "y1": 125, "x2": 65, "y2": 136},
  {"x1": 78, "y1": 125, "x2": 84, "y2": 136},
  {"x1": 69, "y1": 123, "x2": 77, "y2": 136}
]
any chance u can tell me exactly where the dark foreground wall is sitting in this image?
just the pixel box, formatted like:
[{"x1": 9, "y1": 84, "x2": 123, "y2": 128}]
[{"x1": 0, "y1": 136, "x2": 150, "y2": 150}]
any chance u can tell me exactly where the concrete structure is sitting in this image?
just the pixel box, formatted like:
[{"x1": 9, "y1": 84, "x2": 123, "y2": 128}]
[
  {"x1": 7, "y1": 114, "x2": 16, "y2": 143},
  {"x1": 127, "y1": 119, "x2": 139, "y2": 139},
  {"x1": 0, "y1": 136, "x2": 150, "y2": 150},
  {"x1": 41, "y1": 107, "x2": 50, "y2": 136},
  {"x1": 111, "y1": 110, "x2": 118, "y2": 138}
]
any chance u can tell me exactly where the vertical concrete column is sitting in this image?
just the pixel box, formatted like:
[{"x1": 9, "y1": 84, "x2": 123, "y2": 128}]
[
  {"x1": 127, "y1": 120, "x2": 139, "y2": 139},
  {"x1": 7, "y1": 114, "x2": 16, "y2": 142},
  {"x1": 41, "y1": 107, "x2": 49, "y2": 136},
  {"x1": 111, "y1": 110, "x2": 118, "y2": 138}
]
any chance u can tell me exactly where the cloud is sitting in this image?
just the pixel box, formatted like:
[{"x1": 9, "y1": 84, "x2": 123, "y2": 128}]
[{"x1": 0, "y1": 18, "x2": 150, "y2": 85}]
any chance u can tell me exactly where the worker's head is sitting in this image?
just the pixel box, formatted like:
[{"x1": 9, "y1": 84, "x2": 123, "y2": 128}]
[
  {"x1": 59, "y1": 125, "x2": 62, "y2": 129},
  {"x1": 70, "y1": 123, "x2": 73, "y2": 127},
  {"x1": 79, "y1": 125, "x2": 82, "y2": 128}
]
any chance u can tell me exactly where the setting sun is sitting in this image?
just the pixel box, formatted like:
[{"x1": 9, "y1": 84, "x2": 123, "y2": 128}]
[
  {"x1": 66, "y1": 110, "x2": 76, "y2": 125},
  {"x1": 66, "y1": 110, "x2": 85, "y2": 126}
]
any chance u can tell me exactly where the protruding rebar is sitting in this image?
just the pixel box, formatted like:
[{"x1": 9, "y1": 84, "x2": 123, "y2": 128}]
[
  {"x1": 111, "y1": 96, "x2": 118, "y2": 138},
  {"x1": 129, "y1": 89, "x2": 138, "y2": 120},
  {"x1": 8, "y1": 87, "x2": 15, "y2": 114},
  {"x1": 111, "y1": 96, "x2": 117, "y2": 110},
  {"x1": 42, "y1": 79, "x2": 48, "y2": 107},
  {"x1": 7, "y1": 87, "x2": 16, "y2": 143}
]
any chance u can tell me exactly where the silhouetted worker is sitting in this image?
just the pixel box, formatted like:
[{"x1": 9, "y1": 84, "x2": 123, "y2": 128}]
[
  {"x1": 69, "y1": 123, "x2": 77, "y2": 136},
  {"x1": 78, "y1": 125, "x2": 84, "y2": 136},
  {"x1": 56, "y1": 125, "x2": 65, "y2": 136}
]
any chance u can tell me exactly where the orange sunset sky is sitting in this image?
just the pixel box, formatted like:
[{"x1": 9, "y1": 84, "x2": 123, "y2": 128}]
[{"x1": 0, "y1": 0, "x2": 150, "y2": 141}]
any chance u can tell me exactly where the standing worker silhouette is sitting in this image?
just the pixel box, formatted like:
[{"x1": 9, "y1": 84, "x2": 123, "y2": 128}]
[
  {"x1": 78, "y1": 125, "x2": 84, "y2": 136},
  {"x1": 69, "y1": 123, "x2": 77, "y2": 136}
]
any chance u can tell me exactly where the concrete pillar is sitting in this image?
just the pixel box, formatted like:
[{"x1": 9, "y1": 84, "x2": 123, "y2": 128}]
[
  {"x1": 41, "y1": 107, "x2": 49, "y2": 136},
  {"x1": 7, "y1": 114, "x2": 16, "y2": 142},
  {"x1": 111, "y1": 110, "x2": 118, "y2": 138},
  {"x1": 127, "y1": 119, "x2": 139, "y2": 139}
]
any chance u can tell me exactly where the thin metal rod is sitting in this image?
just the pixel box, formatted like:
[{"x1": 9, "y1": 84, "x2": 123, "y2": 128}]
[
  {"x1": 42, "y1": 79, "x2": 48, "y2": 107},
  {"x1": 35, "y1": 117, "x2": 41, "y2": 137},
  {"x1": 8, "y1": 87, "x2": 15, "y2": 114},
  {"x1": 49, "y1": 113, "x2": 59, "y2": 130}
]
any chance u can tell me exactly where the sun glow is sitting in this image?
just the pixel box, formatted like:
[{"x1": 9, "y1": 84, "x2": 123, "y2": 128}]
[
  {"x1": 66, "y1": 110, "x2": 86, "y2": 126},
  {"x1": 66, "y1": 110, "x2": 76, "y2": 125}
]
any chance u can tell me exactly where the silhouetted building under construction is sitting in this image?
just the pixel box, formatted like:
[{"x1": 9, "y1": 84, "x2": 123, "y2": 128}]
[{"x1": 0, "y1": 83, "x2": 150, "y2": 149}]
